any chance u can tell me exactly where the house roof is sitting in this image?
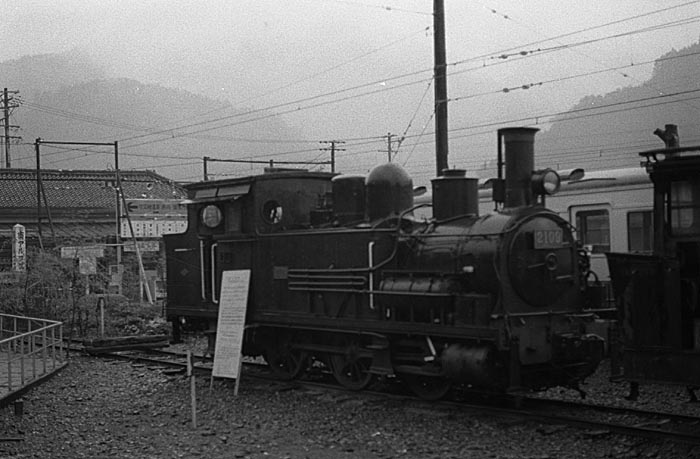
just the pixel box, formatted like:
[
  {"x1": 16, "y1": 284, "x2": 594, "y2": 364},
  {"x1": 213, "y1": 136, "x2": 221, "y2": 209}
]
[
  {"x1": 0, "y1": 222, "x2": 115, "y2": 242},
  {"x1": 0, "y1": 168, "x2": 187, "y2": 209}
]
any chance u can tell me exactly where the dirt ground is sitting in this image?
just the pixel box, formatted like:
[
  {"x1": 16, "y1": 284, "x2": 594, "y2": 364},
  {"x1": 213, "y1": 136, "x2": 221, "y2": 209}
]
[{"x1": 1, "y1": 355, "x2": 698, "y2": 459}]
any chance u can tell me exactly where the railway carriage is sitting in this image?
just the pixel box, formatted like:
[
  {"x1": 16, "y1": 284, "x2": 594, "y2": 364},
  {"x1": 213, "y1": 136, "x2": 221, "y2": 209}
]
[
  {"x1": 164, "y1": 127, "x2": 605, "y2": 399},
  {"x1": 547, "y1": 169, "x2": 653, "y2": 283}
]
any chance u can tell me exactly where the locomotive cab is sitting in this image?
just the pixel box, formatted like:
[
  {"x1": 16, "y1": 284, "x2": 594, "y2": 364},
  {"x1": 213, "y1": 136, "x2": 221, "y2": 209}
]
[{"x1": 164, "y1": 169, "x2": 335, "y2": 339}]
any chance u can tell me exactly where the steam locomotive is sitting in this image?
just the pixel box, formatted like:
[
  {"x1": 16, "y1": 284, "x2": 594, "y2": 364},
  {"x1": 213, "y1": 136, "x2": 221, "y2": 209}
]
[
  {"x1": 164, "y1": 127, "x2": 605, "y2": 399},
  {"x1": 606, "y1": 124, "x2": 700, "y2": 400}
]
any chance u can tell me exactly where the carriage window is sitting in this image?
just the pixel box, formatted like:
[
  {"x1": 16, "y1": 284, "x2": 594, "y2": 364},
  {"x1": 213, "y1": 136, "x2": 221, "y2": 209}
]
[
  {"x1": 576, "y1": 209, "x2": 610, "y2": 253},
  {"x1": 670, "y1": 181, "x2": 700, "y2": 236},
  {"x1": 628, "y1": 211, "x2": 652, "y2": 253}
]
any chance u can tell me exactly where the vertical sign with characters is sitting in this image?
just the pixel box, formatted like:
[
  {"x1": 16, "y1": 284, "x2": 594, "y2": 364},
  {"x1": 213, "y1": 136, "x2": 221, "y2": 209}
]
[{"x1": 12, "y1": 224, "x2": 26, "y2": 272}]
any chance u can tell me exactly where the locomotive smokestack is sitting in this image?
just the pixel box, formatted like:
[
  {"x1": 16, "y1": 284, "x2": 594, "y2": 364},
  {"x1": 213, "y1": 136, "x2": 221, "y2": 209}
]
[{"x1": 499, "y1": 127, "x2": 539, "y2": 208}]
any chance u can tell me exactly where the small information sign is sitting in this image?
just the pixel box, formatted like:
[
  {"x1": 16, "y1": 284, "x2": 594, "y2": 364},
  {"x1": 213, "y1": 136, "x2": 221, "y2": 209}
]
[
  {"x1": 61, "y1": 245, "x2": 105, "y2": 259},
  {"x1": 212, "y1": 270, "x2": 251, "y2": 385},
  {"x1": 123, "y1": 240, "x2": 161, "y2": 253}
]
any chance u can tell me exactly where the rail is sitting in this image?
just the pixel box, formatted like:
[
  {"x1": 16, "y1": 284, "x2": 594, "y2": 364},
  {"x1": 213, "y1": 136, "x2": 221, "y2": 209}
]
[{"x1": 0, "y1": 313, "x2": 65, "y2": 393}]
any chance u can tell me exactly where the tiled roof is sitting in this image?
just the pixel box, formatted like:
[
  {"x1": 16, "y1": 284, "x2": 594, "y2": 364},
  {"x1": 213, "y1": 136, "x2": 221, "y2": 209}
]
[
  {"x1": 0, "y1": 169, "x2": 187, "y2": 209},
  {"x1": 0, "y1": 222, "x2": 116, "y2": 242}
]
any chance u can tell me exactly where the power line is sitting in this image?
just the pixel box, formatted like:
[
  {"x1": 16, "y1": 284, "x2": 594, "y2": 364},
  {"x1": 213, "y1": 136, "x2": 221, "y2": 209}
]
[
  {"x1": 17, "y1": 11, "x2": 699, "y2": 157},
  {"x1": 316, "y1": 0, "x2": 432, "y2": 16},
  {"x1": 468, "y1": 1, "x2": 700, "y2": 67},
  {"x1": 117, "y1": 15, "x2": 699, "y2": 150},
  {"x1": 13, "y1": 7, "x2": 700, "y2": 176}
]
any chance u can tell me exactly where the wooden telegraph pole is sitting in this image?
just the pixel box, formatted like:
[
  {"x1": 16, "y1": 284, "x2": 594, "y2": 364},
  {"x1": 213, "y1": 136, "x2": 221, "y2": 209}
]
[{"x1": 433, "y1": 0, "x2": 449, "y2": 176}]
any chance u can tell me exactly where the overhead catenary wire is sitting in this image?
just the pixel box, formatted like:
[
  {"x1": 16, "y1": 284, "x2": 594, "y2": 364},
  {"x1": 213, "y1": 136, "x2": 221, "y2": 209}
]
[
  {"x1": 28, "y1": 8, "x2": 688, "y2": 153},
  {"x1": 19, "y1": 10, "x2": 698, "y2": 155},
  {"x1": 117, "y1": 16, "x2": 696, "y2": 158},
  {"x1": 30, "y1": 83, "x2": 700, "y2": 173},
  {"x1": 15, "y1": 4, "x2": 700, "y2": 178}
]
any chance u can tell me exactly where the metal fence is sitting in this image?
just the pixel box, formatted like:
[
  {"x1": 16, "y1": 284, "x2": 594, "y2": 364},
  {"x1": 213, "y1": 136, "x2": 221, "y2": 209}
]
[{"x1": 0, "y1": 313, "x2": 64, "y2": 393}]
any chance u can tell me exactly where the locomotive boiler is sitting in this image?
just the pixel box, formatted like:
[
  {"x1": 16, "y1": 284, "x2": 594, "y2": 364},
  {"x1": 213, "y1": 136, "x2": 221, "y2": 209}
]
[{"x1": 164, "y1": 127, "x2": 605, "y2": 399}]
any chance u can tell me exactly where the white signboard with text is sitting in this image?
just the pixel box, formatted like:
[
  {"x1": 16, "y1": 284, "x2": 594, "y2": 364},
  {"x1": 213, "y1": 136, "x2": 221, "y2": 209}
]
[
  {"x1": 120, "y1": 219, "x2": 187, "y2": 238},
  {"x1": 212, "y1": 270, "x2": 251, "y2": 380},
  {"x1": 60, "y1": 245, "x2": 105, "y2": 259},
  {"x1": 121, "y1": 199, "x2": 187, "y2": 238}
]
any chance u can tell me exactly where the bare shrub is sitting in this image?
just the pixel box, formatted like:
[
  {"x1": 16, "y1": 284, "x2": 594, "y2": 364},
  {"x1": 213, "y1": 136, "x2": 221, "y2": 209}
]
[{"x1": 1, "y1": 248, "x2": 169, "y2": 339}]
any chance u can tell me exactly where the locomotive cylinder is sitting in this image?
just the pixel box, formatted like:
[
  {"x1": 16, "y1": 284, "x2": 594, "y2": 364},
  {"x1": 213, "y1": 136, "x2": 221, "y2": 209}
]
[
  {"x1": 440, "y1": 343, "x2": 498, "y2": 386},
  {"x1": 431, "y1": 169, "x2": 479, "y2": 220},
  {"x1": 500, "y1": 127, "x2": 539, "y2": 208}
]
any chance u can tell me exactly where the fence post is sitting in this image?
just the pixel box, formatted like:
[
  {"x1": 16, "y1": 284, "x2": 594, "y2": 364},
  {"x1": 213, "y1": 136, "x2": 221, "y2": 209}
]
[
  {"x1": 19, "y1": 338, "x2": 25, "y2": 386},
  {"x1": 43, "y1": 328, "x2": 48, "y2": 373},
  {"x1": 31, "y1": 332, "x2": 36, "y2": 379},
  {"x1": 59, "y1": 325, "x2": 64, "y2": 364},
  {"x1": 7, "y1": 346, "x2": 12, "y2": 392}
]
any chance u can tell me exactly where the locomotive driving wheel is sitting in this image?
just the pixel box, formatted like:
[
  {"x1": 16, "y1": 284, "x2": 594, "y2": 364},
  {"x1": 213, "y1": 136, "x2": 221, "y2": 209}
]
[
  {"x1": 402, "y1": 373, "x2": 451, "y2": 401},
  {"x1": 264, "y1": 331, "x2": 308, "y2": 381},
  {"x1": 331, "y1": 339, "x2": 373, "y2": 391}
]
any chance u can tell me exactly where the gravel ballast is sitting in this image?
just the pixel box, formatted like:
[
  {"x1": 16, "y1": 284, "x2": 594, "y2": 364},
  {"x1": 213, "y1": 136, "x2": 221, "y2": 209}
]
[{"x1": 1, "y1": 355, "x2": 699, "y2": 459}]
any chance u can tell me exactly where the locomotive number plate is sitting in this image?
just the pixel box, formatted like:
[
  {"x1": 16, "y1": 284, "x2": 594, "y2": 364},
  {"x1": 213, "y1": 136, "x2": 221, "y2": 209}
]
[{"x1": 534, "y1": 228, "x2": 563, "y2": 249}]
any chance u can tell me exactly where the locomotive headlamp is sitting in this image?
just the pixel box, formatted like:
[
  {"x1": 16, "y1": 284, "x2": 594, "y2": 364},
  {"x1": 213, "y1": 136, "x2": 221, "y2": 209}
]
[
  {"x1": 201, "y1": 204, "x2": 223, "y2": 228},
  {"x1": 531, "y1": 169, "x2": 561, "y2": 196}
]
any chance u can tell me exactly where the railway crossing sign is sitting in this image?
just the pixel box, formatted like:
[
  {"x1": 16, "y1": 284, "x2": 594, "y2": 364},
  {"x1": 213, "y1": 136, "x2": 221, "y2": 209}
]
[{"x1": 212, "y1": 270, "x2": 251, "y2": 395}]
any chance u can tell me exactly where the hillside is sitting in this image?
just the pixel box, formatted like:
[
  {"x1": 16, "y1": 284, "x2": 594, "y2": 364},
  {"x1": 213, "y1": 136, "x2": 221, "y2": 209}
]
[
  {"x1": 0, "y1": 52, "x2": 308, "y2": 182},
  {"x1": 2, "y1": 41, "x2": 699, "y2": 181},
  {"x1": 536, "y1": 39, "x2": 700, "y2": 171}
]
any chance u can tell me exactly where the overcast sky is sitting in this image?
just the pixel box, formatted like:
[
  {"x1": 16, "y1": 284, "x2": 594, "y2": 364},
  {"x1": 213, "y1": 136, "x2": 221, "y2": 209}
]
[{"x1": 3, "y1": 0, "x2": 699, "y2": 182}]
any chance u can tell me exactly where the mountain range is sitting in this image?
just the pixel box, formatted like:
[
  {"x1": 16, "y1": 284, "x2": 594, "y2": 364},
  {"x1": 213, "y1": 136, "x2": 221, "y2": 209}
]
[
  {"x1": 536, "y1": 40, "x2": 700, "y2": 171},
  {"x1": 0, "y1": 51, "x2": 306, "y2": 182},
  {"x1": 1, "y1": 41, "x2": 699, "y2": 182}
]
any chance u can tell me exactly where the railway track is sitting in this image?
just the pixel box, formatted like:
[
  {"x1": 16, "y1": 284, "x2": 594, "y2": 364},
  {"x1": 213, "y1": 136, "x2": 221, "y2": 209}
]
[
  {"x1": 89, "y1": 346, "x2": 700, "y2": 446},
  {"x1": 488, "y1": 396, "x2": 700, "y2": 446}
]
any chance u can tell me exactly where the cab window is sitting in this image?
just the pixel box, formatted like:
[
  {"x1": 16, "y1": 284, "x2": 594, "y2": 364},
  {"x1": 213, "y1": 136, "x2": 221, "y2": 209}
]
[
  {"x1": 576, "y1": 209, "x2": 610, "y2": 253},
  {"x1": 224, "y1": 200, "x2": 243, "y2": 232},
  {"x1": 669, "y1": 180, "x2": 700, "y2": 236}
]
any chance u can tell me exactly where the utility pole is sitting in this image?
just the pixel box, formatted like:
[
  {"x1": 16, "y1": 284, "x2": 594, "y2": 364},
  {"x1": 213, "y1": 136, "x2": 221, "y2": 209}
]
[
  {"x1": 379, "y1": 133, "x2": 401, "y2": 162},
  {"x1": 35, "y1": 140, "x2": 125, "y2": 295},
  {"x1": 433, "y1": 0, "x2": 449, "y2": 176},
  {"x1": 320, "y1": 140, "x2": 345, "y2": 173},
  {"x1": 203, "y1": 156, "x2": 210, "y2": 181},
  {"x1": 2, "y1": 88, "x2": 21, "y2": 168},
  {"x1": 386, "y1": 133, "x2": 393, "y2": 162}
]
